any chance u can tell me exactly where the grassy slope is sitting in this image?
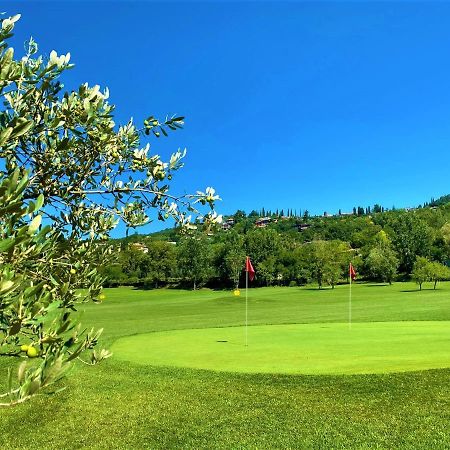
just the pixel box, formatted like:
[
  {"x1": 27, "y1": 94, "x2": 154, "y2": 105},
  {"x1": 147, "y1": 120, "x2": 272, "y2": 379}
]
[{"x1": 1, "y1": 282, "x2": 449, "y2": 449}]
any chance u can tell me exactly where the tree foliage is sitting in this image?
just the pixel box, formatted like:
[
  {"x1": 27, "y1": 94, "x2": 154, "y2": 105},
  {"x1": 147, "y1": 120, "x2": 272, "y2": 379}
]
[
  {"x1": 365, "y1": 232, "x2": 399, "y2": 284},
  {"x1": 0, "y1": 171, "x2": 110, "y2": 406},
  {"x1": 411, "y1": 257, "x2": 431, "y2": 291},
  {"x1": 177, "y1": 234, "x2": 212, "y2": 290},
  {"x1": 99, "y1": 197, "x2": 450, "y2": 290},
  {"x1": 219, "y1": 230, "x2": 246, "y2": 289},
  {"x1": 389, "y1": 214, "x2": 433, "y2": 273},
  {"x1": 412, "y1": 257, "x2": 450, "y2": 290},
  {"x1": 0, "y1": 14, "x2": 219, "y2": 405},
  {"x1": 308, "y1": 240, "x2": 352, "y2": 289}
]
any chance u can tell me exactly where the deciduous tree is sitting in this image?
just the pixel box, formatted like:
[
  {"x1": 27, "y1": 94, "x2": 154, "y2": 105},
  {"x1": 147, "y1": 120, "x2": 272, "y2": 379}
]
[
  {"x1": 365, "y1": 231, "x2": 399, "y2": 284},
  {"x1": 411, "y1": 257, "x2": 430, "y2": 291},
  {"x1": 177, "y1": 234, "x2": 212, "y2": 290},
  {"x1": 428, "y1": 261, "x2": 450, "y2": 290},
  {"x1": 390, "y1": 214, "x2": 433, "y2": 273},
  {"x1": 221, "y1": 230, "x2": 246, "y2": 289}
]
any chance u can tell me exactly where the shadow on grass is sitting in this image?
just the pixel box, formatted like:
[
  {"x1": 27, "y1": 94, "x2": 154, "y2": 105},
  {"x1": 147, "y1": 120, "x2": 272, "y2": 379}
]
[
  {"x1": 304, "y1": 283, "x2": 392, "y2": 291},
  {"x1": 362, "y1": 283, "x2": 390, "y2": 288},
  {"x1": 302, "y1": 287, "x2": 332, "y2": 291},
  {"x1": 400, "y1": 288, "x2": 440, "y2": 293}
]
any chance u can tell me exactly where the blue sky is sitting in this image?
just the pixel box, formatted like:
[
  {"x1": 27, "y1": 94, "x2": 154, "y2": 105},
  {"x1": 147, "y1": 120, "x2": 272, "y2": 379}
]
[{"x1": 4, "y1": 1, "x2": 450, "y2": 235}]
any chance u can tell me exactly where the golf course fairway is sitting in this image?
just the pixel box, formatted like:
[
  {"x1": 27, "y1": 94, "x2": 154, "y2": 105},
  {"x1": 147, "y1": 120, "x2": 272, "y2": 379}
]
[{"x1": 111, "y1": 321, "x2": 450, "y2": 375}]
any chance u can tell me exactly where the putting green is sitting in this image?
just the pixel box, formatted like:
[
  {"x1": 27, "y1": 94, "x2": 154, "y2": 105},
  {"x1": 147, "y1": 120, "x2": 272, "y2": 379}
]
[{"x1": 111, "y1": 321, "x2": 450, "y2": 375}]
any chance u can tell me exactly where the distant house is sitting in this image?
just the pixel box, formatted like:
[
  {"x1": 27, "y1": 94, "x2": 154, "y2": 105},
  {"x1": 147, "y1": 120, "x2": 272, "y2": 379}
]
[
  {"x1": 296, "y1": 223, "x2": 311, "y2": 232},
  {"x1": 222, "y1": 217, "x2": 235, "y2": 230},
  {"x1": 129, "y1": 242, "x2": 149, "y2": 253},
  {"x1": 255, "y1": 217, "x2": 271, "y2": 228}
]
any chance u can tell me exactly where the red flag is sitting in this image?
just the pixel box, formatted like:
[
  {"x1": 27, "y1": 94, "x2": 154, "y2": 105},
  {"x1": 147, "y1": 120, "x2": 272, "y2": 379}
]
[
  {"x1": 349, "y1": 263, "x2": 356, "y2": 281},
  {"x1": 245, "y1": 256, "x2": 255, "y2": 282}
]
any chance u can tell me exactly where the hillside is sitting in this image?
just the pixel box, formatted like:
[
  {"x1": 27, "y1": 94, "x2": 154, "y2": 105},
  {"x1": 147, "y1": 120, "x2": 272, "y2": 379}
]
[{"x1": 104, "y1": 197, "x2": 450, "y2": 290}]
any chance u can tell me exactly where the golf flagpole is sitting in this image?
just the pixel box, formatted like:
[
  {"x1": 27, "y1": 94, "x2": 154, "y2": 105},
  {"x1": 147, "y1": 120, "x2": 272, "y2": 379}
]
[
  {"x1": 349, "y1": 268, "x2": 352, "y2": 330},
  {"x1": 349, "y1": 263, "x2": 356, "y2": 330},
  {"x1": 244, "y1": 256, "x2": 255, "y2": 347},
  {"x1": 245, "y1": 266, "x2": 248, "y2": 347}
]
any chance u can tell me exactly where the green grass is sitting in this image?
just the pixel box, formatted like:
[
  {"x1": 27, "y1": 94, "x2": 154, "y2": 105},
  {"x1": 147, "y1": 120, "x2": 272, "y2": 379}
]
[
  {"x1": 112, "y1": 321, "x2": 450, "y2": 374},
  {"x1": 1, "y1": 282, "x2": 450, "y2": 449}
]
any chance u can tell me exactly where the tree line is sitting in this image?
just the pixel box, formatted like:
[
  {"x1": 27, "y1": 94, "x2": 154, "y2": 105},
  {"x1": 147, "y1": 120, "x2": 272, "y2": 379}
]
[{"x1": 102, "y1": 200, "x2": 450, "y2": 290}]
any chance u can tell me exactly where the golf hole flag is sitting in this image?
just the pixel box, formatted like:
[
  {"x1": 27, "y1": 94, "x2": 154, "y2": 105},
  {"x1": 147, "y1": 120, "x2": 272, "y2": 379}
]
[
  {"x1": 349, "y1": 263, "x2": 356, "y2": 281},
  {"x1": 245, "y1": 256, "x2": 255, "y2": 281},
  {"x1": 244, "y1": 256, "x2": 255, "y2": 346}
]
